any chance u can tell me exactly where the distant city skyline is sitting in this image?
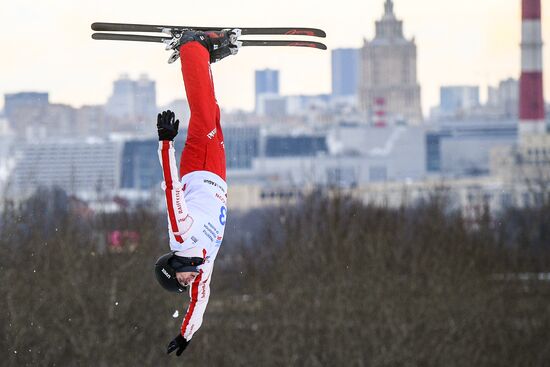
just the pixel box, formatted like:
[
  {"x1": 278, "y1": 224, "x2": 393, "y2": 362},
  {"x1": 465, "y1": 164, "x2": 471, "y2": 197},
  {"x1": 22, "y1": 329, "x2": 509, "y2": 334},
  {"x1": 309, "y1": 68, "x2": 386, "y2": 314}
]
[{"x1": 1, "y1": 0, "x2": 550, "y2": 115}]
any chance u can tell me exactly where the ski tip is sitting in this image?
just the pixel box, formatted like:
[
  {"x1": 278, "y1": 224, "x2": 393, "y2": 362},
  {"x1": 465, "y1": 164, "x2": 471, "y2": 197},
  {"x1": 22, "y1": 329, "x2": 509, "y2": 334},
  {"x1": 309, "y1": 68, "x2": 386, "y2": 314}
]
[
  {"x1": 292, "y1": 42, "x2": 327, "y2": 50},
  {"x1": 240, "y1": 39, "x2": 328, "y2": 50},
  {"x1": 286, "y1": 41, "x2": 327, "y2": 50},
  {"x1": 91, "y1": 33, "x2": 108, "y2": 40},
  {"x1": 284, "y1": 29, "x2": 326, "y2": 38},
  {"x1": 315, "y1": 42, "x2": 328, "y2": 50}
]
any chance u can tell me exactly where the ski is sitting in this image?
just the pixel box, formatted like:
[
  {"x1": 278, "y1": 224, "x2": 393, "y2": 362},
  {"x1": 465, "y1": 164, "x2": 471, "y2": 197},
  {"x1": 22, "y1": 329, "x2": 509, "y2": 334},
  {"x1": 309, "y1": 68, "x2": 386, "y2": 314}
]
[
  {"x1": 238, "y1": 40, "x2": 327, "y2": 50},
  {"x1": 91, "y1": 22, "x2": 326, "y2": 38},
  {"x1": 92, "y1": 33, "x2": 171, "y2": 43},
  {"x1": 91, "y1": 33, "x2": 327, "y2": 50}
]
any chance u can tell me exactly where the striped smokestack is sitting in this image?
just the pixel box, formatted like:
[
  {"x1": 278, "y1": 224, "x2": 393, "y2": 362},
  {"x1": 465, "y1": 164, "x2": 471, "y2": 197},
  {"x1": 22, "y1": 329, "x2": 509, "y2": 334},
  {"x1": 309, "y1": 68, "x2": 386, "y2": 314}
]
[{"x1": 520, "y1": 0, "x2": 546, "y2": 135}]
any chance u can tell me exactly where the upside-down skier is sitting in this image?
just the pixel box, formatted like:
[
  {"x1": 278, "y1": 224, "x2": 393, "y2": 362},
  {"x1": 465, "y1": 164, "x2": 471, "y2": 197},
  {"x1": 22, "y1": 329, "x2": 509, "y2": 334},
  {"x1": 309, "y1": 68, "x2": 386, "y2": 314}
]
[{"x1": 153, "y1": 30, "x2": 239, "y2": 357}]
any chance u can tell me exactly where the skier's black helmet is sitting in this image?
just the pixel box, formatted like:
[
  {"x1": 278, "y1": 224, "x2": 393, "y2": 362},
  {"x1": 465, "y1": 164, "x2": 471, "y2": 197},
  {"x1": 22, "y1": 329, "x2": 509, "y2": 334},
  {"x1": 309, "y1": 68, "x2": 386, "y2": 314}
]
[{"x1": 154, "y1": 252, "x2": 204, "y2": 293}]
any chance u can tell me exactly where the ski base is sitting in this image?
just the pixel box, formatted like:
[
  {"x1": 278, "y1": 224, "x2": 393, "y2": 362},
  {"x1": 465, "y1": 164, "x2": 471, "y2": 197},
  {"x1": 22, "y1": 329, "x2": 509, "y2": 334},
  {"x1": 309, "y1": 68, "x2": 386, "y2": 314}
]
[{"x1": 91, "y1": 33, "x2": 327, "y2": 50}]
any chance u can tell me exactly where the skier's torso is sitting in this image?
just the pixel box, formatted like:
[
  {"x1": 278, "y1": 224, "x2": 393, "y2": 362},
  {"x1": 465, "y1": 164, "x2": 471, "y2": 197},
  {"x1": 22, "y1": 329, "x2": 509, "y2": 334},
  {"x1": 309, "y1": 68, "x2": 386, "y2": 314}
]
[{"x1": 168, "y1": 170, "x2": 227, "y2": 266}]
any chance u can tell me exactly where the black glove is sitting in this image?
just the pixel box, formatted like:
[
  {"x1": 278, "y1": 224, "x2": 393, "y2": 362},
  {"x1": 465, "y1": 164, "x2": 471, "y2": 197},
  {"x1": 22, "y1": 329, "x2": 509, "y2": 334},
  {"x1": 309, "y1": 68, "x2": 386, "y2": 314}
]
[
  {"x1": 157, "y1": 110, "x2": 179, "y2": 141},
  {"x1": 167, "y1": 334, "x2": 190, "y2": 356}
]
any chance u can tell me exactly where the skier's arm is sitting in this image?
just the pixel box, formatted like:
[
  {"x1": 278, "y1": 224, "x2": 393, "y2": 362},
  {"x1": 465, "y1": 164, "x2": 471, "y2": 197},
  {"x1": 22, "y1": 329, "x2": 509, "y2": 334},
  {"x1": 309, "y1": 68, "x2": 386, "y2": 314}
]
[
  {"x1": 180, "y1": 268, "x2": 212, "y2": 341},
  {"x1": 157, "y1": 112, "x2": 193, "y2": 243}
]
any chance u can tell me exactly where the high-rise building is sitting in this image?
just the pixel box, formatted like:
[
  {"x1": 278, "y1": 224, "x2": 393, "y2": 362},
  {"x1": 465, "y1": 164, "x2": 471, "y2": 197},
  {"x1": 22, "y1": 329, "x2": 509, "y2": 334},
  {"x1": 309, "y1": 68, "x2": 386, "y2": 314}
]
[
  {"x1": 332, "y1": 48, "x2": 360, "y2": 97},
  {"x1": 264, "y1": 135, "x2": 328, "y2": 157},
  {"x1": 359, "y1": 0, "x2": 423, "y2": 125},
  {"x1": 255, "y1": 69, "x2": 279, "y2": 113},
  {"x1": 4, "y1": 92, "x2": 49, "y2": 118},
  {"x1": 41, "y1": 104, "x2": 76, "y2": 137},
  {"x1": 4, "y1": 92, "x2": 49, "y2": 131},
  {"x1": 134, "y1": 74, "x2": 157, "y2": 121},
  {"x1": 75, "y1": 106, "x2": 108, "y2": 137},
  {"x1": 4, "y1": 92, "x2": 112, "y2": 139},
  {"x1": 487, "y1": 78, "x2": 519, "y2": 118},
  {"x1": 223, "y1": 126, "x2": 260, "y2": 169},
  {"x1": 256, "y1": 95, "x2": 288, "y2": 117},
  {"x1": 440, "y1": 86, "x2": 480, "y2": 114},
  {"x1": 120, "y1": 139, "x2": 167, "y2": 190},
  {"x1": 106, "y1": 74, "x2": 135, "y2": 119},
  {"x1": 255, "y1": 69, "x2": 279, "y2": 95},
  {"x1": 106, "y1": 74, "x2": 157, "y2": 122},
  {"x1": 11, "y1": 140, "x2": 122, "y2": 196}
]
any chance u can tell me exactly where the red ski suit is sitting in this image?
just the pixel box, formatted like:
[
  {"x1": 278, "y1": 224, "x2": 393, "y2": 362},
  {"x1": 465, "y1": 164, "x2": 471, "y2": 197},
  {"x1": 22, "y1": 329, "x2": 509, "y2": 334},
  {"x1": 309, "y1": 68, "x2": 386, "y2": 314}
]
[{"x1": 158, "y1": 41, "x2": 228, "y2": 341}]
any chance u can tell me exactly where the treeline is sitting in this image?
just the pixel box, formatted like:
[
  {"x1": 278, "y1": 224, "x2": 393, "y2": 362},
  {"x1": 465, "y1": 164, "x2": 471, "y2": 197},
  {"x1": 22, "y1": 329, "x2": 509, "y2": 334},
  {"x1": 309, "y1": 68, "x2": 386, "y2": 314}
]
[{"x1": 1, "y1": 188, "x2": 550, "y2": 366}]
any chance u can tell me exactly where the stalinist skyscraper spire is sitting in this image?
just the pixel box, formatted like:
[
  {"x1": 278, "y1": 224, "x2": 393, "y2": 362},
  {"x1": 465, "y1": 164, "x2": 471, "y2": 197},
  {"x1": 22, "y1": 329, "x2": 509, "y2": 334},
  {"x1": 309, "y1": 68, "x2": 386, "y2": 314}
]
[
  {"x1": 359, "y1": 0, "x2": 423, "y2": 125},
  {"x1": 384, "y1": 0, "x2": 394, "y2": 16}
]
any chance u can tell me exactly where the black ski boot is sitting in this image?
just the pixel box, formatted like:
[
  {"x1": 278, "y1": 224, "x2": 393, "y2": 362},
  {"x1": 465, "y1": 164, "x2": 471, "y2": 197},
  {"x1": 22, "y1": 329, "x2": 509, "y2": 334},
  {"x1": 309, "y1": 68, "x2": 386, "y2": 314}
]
[
  {"x1": 167, "y1": 29, "x2": 241, "y2": 64},
  {"x1": 203, "y1": 29, "x2": 241, "y2": 63}
]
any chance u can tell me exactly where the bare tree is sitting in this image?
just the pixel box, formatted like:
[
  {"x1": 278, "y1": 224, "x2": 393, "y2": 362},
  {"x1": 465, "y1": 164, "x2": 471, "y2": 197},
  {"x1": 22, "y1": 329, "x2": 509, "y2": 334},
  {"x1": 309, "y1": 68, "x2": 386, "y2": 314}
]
[{"x1": 1, "y1": 189, "x2": 550, "y2": 366}]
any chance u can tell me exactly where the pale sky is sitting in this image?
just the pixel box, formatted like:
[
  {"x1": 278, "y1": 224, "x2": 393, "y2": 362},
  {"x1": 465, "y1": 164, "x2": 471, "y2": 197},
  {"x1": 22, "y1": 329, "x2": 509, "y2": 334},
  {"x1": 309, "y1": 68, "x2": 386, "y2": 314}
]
[{"x1": 1, "y1": 0, "x2": 549, "y2": 115}]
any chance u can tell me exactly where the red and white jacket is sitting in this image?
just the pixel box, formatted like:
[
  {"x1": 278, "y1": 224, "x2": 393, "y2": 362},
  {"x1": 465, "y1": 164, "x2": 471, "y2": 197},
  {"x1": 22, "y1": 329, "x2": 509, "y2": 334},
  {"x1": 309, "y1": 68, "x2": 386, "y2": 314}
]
[{"x1": 158, "y1": 141, "x2": 227, "y2": 341}]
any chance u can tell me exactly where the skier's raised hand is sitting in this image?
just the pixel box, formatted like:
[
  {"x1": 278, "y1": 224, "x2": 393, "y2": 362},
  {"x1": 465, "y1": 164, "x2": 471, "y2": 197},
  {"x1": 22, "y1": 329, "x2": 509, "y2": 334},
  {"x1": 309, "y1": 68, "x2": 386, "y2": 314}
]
[
  {"x1": 167, "y1": 334, "x2": 190, "y2": 356},
  {"x1": 157, "y1": 110, "x2": 179, "y2": 141}
]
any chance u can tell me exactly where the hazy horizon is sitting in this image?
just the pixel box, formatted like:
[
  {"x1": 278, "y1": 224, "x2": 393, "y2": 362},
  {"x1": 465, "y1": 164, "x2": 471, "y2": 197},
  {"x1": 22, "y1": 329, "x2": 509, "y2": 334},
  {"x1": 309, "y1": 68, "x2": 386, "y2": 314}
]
[{"x1": 2, "y1": 0, "x2": 549, "y2": 116}]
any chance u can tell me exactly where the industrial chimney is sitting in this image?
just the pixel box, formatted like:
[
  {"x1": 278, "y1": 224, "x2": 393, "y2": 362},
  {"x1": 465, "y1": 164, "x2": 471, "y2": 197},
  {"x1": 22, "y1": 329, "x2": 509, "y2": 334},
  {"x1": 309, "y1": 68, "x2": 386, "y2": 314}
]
[{"x1": 519, "y1": 0, "x2": 545, "y2": 135}]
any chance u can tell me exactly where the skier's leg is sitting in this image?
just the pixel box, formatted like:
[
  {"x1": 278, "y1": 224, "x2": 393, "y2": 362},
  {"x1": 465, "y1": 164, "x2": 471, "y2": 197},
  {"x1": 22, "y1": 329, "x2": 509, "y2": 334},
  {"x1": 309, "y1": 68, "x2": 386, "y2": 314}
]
[
  {"x1": 178, "y1": 41, "x2": 225, "y2": 181},
  {"x1": 205, "y1": 104, "x2": 226, "y2": 180}
]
